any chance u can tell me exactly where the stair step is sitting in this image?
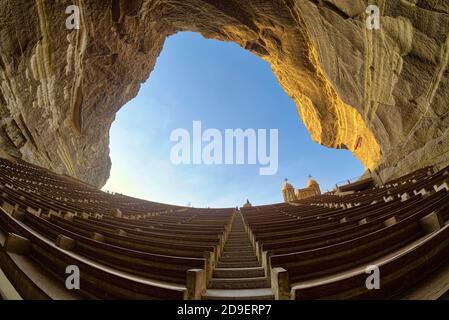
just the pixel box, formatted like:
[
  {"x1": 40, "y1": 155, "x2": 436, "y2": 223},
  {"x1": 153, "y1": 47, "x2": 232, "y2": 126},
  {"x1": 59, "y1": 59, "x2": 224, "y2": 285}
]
[
  {"x1": 227, "y1": 237, "x2": 249, "y2": 241},
  {"x1": 220, "y1": 256, "x2": 258, "y2": 263},
  {"x1": 225, "y1": 244, "x2": 252, "y2": 249},
  {"x1": 217, "y1": 261, "x2": 261, "y2": 268},
  {"x1": 225, "y1": 242, "x2": 252, "y2": 246},
  {"x1": 221, "y1": 252, "x2": 255, "y2": 258},
  {"x1": 222, "y1": 249, "x2": 254, "y2": 255},
  {"x1": 223, "y1": 250, "x2": 254, "y2": 255},
  {"x1": 223, "y1": 246, "x2": 254, "y2": 254},
  {"x1": 226, "y1": 242, "x2": 252, "y2": 246},
  {"x1": 225, "y1": 243, "x2": 250, "y2": 247},
  {"x1": 209, "y1": 277, "x2": 270, "y2": 289},
  {"x1": 223, "y1": 248, "x2": 254, "y2": 253},
  {"x1": 226, "y1": 239, "x2": 250, "y2": 243},
  {"x1": 213, "y1": 267, "x2": 265, "y2": 278},
  {"x1": 202, "y1": 288, "x2": 274, "y2": 300},
  {"x1": 224, "y1": 246, "x2": 253, "y2": 251}
]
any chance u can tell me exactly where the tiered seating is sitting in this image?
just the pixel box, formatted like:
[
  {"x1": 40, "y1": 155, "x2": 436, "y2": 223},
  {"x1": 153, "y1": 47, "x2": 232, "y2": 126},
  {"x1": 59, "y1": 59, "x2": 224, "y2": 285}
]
[
  {"x1": 242, "y1": 165, "x2": 449, "y2": 299},
  {"x1": 0, "y1": 158, "x2": 234, "y2": 299},
  {"x1": 0, "y1": 159, "x2": 187, "y2": 217},
  {"x1": 2, "y1": 154, "x2": 449, "y2": 300}
]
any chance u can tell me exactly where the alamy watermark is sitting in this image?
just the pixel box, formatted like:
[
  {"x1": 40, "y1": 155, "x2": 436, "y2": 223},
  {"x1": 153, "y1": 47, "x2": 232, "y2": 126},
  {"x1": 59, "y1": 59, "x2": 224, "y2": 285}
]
[
  {"x1": 366, "y1": 5, "x2": 381, "y2": 30},
  {"x1": 365, "y1": 265, "x2": 380, "y2": 290},
  {"x1": 65, "y1": 265, "x2": 80, "y2": 290},
  {"x1": 65, "y1": 5, "x2": 80, "y2": 30},
  {"x1": 170, "y1": 121, "x2": 278, "y2": 175}
]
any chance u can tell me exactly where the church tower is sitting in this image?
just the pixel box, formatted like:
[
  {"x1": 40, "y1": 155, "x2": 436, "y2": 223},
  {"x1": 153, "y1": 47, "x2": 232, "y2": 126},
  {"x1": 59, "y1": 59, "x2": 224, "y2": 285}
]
[
  {"x1": 294, "y1": 175, "x2": 322, "y2": 200},
  {"x1": 243, "y1": 199, "x2": 252, "y2": 207},
  {"x1": 282, "y1": 179, "x2": 297, "y2": 202},
  {"x1": 306, "y1": 175, "x2": 321, "y2": 196}
]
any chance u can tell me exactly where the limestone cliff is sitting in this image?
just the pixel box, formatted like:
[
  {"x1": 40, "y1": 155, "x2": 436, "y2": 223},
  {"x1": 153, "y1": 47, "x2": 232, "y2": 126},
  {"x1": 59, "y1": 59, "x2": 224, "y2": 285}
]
[{"x1": 0, "y1": 0, "x2": 448, "y2": 186}]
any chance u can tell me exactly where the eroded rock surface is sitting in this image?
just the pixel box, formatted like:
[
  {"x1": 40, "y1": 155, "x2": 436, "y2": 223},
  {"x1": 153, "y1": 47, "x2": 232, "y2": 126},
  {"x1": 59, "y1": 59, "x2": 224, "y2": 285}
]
[{"x1": 0, "y1": 0, "x2": 448, "y2": 186}]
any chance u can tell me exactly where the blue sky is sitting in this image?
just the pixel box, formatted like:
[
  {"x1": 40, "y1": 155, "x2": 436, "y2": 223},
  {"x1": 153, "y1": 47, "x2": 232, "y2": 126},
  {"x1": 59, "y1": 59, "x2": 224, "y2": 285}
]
[{"x1": 102, "y1": 32, "x2": 364, "y2": 208}]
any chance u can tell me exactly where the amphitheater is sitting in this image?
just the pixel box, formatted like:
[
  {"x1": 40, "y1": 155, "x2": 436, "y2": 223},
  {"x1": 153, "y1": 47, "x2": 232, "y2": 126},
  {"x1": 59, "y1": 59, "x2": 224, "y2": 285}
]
[{"x1": 1, "y1": 0, "x2": 449, "y2": 300}]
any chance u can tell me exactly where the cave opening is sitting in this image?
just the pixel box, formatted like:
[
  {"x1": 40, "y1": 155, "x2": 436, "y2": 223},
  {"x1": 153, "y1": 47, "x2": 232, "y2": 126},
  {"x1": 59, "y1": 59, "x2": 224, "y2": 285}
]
[{"x1": 102, "y1": 32, "x2": 364, "y2": 207}]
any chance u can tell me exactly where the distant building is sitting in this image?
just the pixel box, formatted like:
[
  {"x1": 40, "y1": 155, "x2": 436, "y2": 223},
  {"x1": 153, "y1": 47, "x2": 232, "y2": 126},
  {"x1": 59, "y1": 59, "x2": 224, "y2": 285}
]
[
  {"x1": 282, "y1": 176, "x2": 321, "y2": 202},
  {"x1": 282, "y1": 179, "x2": 297, "y2": 202},
  {"x1": 243, "y1": 199, "x2": 252, "y2": 208},
  {"x1": 296, "y1": 176, "x2": 321, "y2": 200}
]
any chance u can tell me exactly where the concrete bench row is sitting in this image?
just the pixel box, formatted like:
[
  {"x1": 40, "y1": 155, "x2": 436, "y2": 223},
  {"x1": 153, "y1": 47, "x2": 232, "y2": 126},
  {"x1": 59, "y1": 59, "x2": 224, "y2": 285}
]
[{"x1": 240, "y1": 165, "x2": 449, "y2": 299}]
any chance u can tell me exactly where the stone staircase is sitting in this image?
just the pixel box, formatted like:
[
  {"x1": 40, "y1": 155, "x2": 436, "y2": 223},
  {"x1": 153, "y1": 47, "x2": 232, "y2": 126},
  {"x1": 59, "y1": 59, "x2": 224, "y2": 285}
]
[{"x1": 202, "y1": 212, "x2": 274, "y2": 300}]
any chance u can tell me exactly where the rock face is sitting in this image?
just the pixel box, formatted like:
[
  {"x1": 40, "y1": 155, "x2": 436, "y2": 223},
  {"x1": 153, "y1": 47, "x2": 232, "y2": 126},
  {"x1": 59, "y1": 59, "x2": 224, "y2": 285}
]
[{"x1": 0, "y1": 0, "x2": 448, "y2": 187}]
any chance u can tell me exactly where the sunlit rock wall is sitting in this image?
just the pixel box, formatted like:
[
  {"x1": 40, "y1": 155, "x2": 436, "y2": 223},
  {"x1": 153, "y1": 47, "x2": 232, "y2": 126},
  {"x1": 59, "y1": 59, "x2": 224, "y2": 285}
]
[{"x1": 0, "y1": 0, "x2": 448, "y2": 186}]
